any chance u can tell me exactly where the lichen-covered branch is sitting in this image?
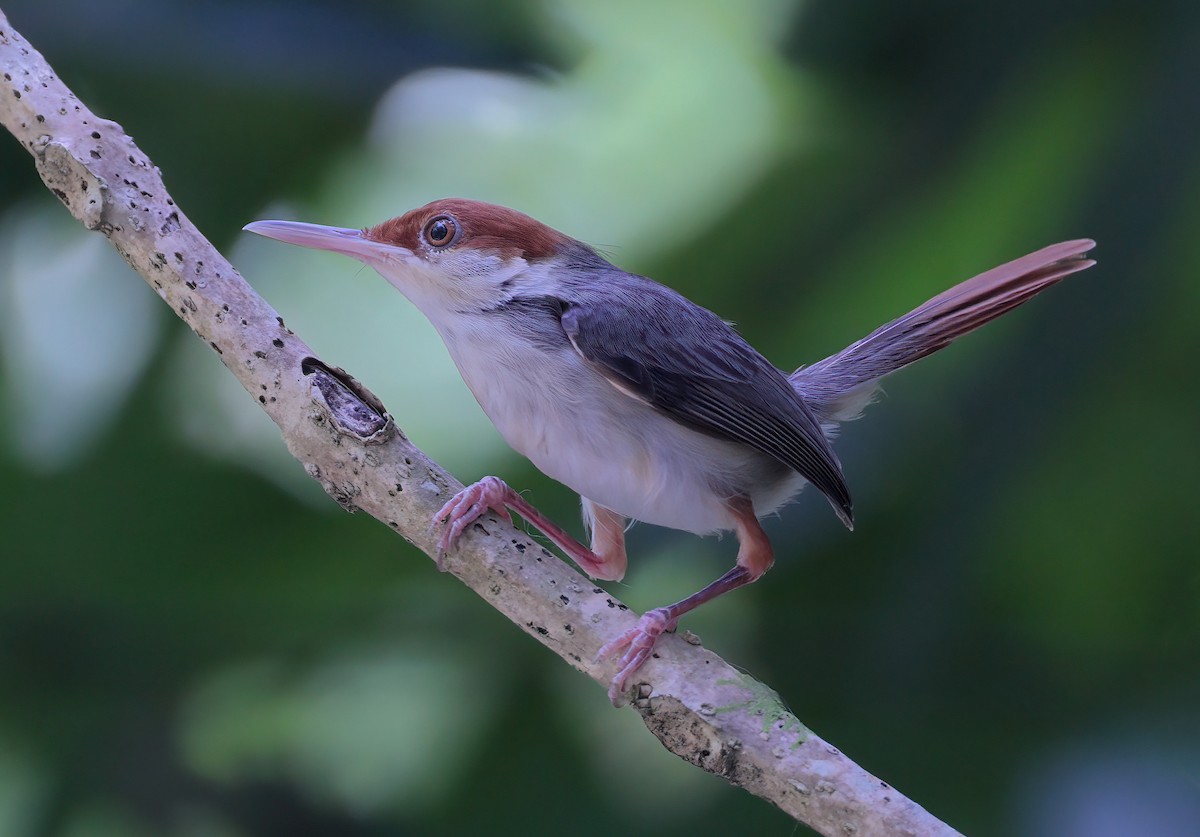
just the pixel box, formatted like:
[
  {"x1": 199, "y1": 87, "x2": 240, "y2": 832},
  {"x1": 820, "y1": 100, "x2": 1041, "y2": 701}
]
[{"x1": 0, "y1": 13, "x2": 959, "y2": 836}]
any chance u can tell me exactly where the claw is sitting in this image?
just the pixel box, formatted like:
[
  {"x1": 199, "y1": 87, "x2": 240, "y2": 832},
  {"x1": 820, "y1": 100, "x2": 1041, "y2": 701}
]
[
  {"x1": 596, "y1": 608, "x2": 676, "y2": 705},
  {"x1": 432, "y1": 476, "x2": 512, "y2": 562}
]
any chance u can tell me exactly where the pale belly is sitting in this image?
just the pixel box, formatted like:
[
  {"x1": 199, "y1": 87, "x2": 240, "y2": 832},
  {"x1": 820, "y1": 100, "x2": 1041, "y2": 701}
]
[{"x1": 442, "y1": 326, "x2": 804, "y2": 534}]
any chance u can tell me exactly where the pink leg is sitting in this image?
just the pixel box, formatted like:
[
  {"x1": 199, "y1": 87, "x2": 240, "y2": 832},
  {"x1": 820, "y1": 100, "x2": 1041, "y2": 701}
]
[
  {"x1": 597, "y1": 497, "x2": 773, "y2": 705},
  {"x1": 435, "y1": 476, "x2": 627, "y2": 581},
  {"x1": 596, "y1": 565, "x2": 755, "y2": 704}
]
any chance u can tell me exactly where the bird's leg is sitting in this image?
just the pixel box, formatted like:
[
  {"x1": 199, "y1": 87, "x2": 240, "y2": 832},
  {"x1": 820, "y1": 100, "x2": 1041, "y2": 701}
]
[
  {"x1": 596, "y1": 497, "x2": 773, "y2": 705},
  {"x1": 434, "y1": 476, "x2": 628, "y2": 581},
  {"x1": 579, "y1": 498, "x2": 629, "y2": 581}
]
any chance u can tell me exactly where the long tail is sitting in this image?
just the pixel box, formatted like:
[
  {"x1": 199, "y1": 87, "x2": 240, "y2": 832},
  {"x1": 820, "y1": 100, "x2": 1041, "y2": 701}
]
[{"x1": 791, "y1": 239, "x2": 1096, "y2": 423}]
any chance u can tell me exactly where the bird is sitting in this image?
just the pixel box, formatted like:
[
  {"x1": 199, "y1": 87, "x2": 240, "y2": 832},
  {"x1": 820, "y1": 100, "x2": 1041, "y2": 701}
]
[{"x1": 244, "y1": 199, "x2": 1095, "y2": 704}]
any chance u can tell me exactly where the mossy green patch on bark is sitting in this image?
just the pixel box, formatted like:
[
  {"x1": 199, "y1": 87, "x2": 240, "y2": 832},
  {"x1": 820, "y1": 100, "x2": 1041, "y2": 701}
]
[{"x1": 715, "y1": 675, "x2": 812, "y2": 744}]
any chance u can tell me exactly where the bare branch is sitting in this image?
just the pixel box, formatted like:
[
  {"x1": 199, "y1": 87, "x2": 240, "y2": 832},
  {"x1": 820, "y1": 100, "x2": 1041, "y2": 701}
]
[{"x1": 0, "y1": 13, "x2": 959, "y2": 836}]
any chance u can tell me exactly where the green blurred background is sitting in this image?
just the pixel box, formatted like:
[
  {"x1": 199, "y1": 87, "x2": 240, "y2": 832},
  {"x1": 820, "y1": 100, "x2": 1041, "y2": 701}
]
[{"x1": 1, "y1": 1, "x2": 1197, "y2": 834}]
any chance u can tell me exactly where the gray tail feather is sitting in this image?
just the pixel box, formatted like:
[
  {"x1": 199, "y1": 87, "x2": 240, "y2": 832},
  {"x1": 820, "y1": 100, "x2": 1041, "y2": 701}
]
[{"x1": 791, "y1": 239, "x2": 1096, "y2": 424}]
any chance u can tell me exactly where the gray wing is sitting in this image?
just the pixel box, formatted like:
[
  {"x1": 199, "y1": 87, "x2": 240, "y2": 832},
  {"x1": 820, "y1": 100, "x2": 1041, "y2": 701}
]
[{"x1": 559, "y1": 284, "x2": 853, "y2": 527}]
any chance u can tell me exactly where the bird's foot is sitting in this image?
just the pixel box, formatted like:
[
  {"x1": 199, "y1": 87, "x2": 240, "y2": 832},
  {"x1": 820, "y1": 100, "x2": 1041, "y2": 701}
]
[
  {"x1": 433, "y1": 476, "x2": 512, "y2": 564},
  {"x1": 596, "y1": 607, "x2": 677, "y2": 705}
]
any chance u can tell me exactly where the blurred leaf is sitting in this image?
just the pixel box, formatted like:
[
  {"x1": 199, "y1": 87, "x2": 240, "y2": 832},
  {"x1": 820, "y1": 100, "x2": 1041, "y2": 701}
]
[
  {"x1": 0, "y1": 745, "x2": 44, "y2": 837},
  {"x1": 181, "y1": 643, "x2": 499, "y2": 814},
  {"x1": 0, "y1": 200, "x2": 164, "y2": 471}
]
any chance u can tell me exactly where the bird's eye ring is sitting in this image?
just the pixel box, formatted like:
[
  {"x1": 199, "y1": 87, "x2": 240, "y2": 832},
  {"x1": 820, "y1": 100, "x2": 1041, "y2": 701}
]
[{"x1": 422, "y1": 215, "x2": 459, "y2": 248}]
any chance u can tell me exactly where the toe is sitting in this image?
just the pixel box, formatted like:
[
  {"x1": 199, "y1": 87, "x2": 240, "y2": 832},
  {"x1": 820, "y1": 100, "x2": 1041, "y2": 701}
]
[{"x1": 595, "y1": 628, "x2": 636, "y2": 663}]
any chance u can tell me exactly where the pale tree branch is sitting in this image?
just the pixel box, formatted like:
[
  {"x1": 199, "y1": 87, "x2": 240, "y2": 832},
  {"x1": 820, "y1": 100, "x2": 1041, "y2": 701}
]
[{"x1": 0, "y1": 13, "x2": 960, "y2": 836}]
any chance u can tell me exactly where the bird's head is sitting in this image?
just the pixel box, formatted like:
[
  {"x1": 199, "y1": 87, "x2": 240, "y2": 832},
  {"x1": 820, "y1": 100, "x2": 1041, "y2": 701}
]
[{"x1": 244, "y1": 198, "x2": 576, "y2": 320}]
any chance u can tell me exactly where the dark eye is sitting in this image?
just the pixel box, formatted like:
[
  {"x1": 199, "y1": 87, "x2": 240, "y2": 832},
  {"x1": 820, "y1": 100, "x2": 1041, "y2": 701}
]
[{"x1": 422, "y1": 215, "x2": 458, "y2": 248}]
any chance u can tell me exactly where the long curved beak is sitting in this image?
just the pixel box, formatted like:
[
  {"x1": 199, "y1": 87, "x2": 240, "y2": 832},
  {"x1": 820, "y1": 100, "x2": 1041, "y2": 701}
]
[{"x1": 243, "y1": 220, "x2": 409, "y2": 263}]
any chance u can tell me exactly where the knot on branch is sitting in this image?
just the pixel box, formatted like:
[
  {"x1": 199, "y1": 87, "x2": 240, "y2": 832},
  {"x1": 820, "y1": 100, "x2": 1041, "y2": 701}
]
[
  {"x1": 302, "y1": 357, "x2": 394, "y2": 442},
  {"x1": 37, "y1": 140, "x2": 107, "y2": 230}
]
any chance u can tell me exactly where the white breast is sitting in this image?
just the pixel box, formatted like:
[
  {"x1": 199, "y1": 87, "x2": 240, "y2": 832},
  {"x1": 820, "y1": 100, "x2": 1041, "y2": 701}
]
[{"x1": 432, "y1": 314, "x2": 801, "y2": 535}]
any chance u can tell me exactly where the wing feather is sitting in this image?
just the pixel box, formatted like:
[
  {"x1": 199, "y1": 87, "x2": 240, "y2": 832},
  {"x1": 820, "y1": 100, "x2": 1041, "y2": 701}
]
[{"x1": 558, "y1": 285, "x2": 853, "y2": 526}]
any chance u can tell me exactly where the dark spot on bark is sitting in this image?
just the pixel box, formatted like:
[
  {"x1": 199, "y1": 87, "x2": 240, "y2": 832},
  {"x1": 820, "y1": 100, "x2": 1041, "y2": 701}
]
[
  {"x1": 272, "y1": 338, "x2": 284, "y2": 348},
  {"x1": 186, "y1": 280, "x2": 197, "y2": 290},
  {"x1": 559, "y1": 595, "x2": 569, "y2": 605},
  {"x1": 89, "y1": 149, "x2": 99, "y2": 158},
  {"x1": 513, "y1": 542, "x2": 526, "y2": 553},
  {"x1": 253, "y1": 350, "x2": 266, "y2": 359},
  {"x1": 35, "y1": 114, "x2": 43, "y2": 122},
  {"x1": 259, "y1": 395, "x2": 266, "y2": 404},
  {"x1": 394, "y1": 483, "x2": 403, "y2": 492},
  {"x1": 90, "y1": 130, "x2": 100, "y2": 139},
  {"x1": 210, "y1": 342, "x2": 223, "y2": 355}
]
